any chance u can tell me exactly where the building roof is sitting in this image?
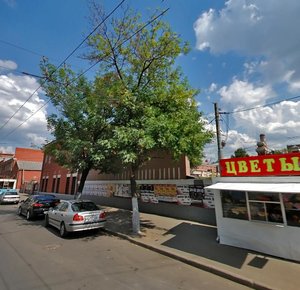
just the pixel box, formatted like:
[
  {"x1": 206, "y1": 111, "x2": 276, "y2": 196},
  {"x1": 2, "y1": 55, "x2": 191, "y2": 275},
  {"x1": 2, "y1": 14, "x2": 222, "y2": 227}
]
[
  {"x1": 16, "y1": 161, "x2": 43, "y2": 171},
  {"x1": 206, "y1": 182, "x2": 300, "y2": 193}
]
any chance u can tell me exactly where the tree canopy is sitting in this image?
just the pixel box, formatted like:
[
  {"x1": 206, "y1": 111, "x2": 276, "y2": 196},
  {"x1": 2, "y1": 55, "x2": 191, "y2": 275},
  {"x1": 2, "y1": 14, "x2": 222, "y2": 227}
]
[
  {"x1": 85, "y1": 4, "x2": 213, "y2": 175},
  {"x1": 40, "y1": 62, "x2": 120, "y2": 193},
  {"x1": 39, "y1": 4, "x2": 213, "y2": 198},
  {"x1": 231, "y1": 147, "x2": 249, "y2": 158}
]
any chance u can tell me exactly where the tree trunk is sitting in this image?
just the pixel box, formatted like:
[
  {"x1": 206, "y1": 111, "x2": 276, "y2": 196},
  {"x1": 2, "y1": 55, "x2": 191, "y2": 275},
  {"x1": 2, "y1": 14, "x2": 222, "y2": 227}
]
[
  {"x1": 75, "y1": 167, "x2": 90, "y2": 200},
  {"x1": 130, "y1": 168, "x2": 141, "y2": 235}
]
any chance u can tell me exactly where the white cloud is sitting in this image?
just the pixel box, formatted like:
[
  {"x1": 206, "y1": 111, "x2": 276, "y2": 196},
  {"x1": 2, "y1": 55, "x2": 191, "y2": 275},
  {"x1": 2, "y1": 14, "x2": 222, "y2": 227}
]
[
  {"x1": 205, "y1": 97, "x2": 300, "y2": 161},
  {"x1": 0, "y1": 66, "x2": 49, "y2": 149},
  {"x1": 194, "y1": 0, "x2": 300, "y2": 92},
  {"x1": 0, "y1": 60, "x2": 17, "y2": 71},
  {"x1": 232, "y1": 100, "x2": 300, "y2": 150},
  {"x1": 282, "y1": 70, "x2": 300, "y2": 93},
  {"x1": 208, "y1": 82, "x2": 217, "y2": 93},
  {"x1": 218, "y1": 79, "x2": 274, "y2": 109},
  {"x1": 204, "y1": 129, "x2": 257, "y2": 161},
  {"x1": 223, "y1": 130, "x2": 257, "y2": 156}
]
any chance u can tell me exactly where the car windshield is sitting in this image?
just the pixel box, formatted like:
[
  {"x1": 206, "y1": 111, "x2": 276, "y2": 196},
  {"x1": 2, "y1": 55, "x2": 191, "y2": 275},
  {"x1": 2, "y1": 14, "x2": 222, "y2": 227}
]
[
  {"x1": 4, "y1": 191, "x2": 18, "y2": 196},
  {"x1": 71, "y1": 202, "x2": 99, "y2": 212}
]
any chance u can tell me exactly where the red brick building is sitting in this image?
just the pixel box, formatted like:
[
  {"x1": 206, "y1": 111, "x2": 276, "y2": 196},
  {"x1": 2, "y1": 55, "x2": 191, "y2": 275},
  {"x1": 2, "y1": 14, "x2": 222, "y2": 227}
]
[
  {"x1": 0, "y1": 148, "x2": 44, "y2": 192},
  {"x1": 40, "y1": 154, "x2": 80, "y2": 195},
  {"x1": 40, "y1": 150, "x2": 191, "y2": 195}
]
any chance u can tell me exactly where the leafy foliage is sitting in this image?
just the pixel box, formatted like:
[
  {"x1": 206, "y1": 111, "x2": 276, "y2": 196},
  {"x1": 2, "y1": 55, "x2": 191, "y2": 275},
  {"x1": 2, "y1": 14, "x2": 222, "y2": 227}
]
[
  {"x1": 40, "y1": 61, "x2": 120, "y2": 192},
  {"x1": 86, "y1": 4, "x2": 213, "y2": 173},
  {"x1": 231, "y1": 147, "x2": 249, "y2": 158},
  {"x1": 40, "y1": 4, "x2": 213, "y2": 197}
]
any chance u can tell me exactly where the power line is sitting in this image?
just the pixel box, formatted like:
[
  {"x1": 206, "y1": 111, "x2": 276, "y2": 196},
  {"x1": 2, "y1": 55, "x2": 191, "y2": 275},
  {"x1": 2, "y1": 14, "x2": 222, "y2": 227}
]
[
  {"x1": 3, "y1": 99, "x2": 51, "y2": 139},
  {"x1": 226, "y1": 95, "x2": 300, "y2": 114},
  {"x1": 0, "y1": 0, "x2": 125, "y2": 134},
  {"x1": 76, "y1": 8, "x2": 170, "y2": 80},
  {"x1": 3, "y1": 7, "x2": 170, "y2": 138},
  {"x1": 0, "y1": 39, "x2": 45, "y2": 58}
]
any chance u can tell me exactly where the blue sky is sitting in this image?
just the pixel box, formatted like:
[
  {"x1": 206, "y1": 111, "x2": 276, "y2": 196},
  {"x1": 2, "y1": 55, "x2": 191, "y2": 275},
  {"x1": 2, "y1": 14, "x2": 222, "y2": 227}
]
[{"x1": 1, "y1": 0, "x2": 300, "y2": 163}]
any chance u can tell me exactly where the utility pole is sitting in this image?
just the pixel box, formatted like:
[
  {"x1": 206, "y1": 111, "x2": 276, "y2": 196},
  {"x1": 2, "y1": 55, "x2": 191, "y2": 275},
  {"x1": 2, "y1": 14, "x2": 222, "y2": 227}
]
[{"x1": 214, "y1": 102, "x2": 223, "y2": 163}]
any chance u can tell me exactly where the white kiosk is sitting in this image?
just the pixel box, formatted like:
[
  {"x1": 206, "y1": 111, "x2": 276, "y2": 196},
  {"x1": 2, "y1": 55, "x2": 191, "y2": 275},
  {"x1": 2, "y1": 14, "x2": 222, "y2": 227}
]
[{"x1": 206, "y1": 152, "x2": 300, "y2": 261}]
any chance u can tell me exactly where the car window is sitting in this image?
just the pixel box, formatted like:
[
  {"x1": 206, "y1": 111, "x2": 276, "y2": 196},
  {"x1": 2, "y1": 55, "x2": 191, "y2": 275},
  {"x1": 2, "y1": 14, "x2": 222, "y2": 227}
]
[
  {"x1": 36, "y1": 195, "x2": 56, "y2": 201},
  {"x1": 55, "y1": 202, "x2": 68, "y2": 212},
  {"x1": 4, "y1": 191, "x2": 18, "y2": 196},
  {"x1": 71, "y1": 202, "x2": 99, "y2": 212}
]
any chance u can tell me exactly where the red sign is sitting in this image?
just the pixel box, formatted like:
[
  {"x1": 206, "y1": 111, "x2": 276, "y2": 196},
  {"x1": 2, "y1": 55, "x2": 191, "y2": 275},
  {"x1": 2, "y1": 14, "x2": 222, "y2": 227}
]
[{"x1": 220, "y1": 153, "x2": 300, "y2": 177}]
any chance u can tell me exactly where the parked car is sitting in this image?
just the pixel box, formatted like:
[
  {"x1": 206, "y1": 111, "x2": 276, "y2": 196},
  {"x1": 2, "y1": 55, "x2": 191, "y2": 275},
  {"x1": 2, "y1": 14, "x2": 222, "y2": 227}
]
[
  {"x1": 18, "y1": 194, "x2": 60, "y2": 220},
  {"x1": 0, "y1": 189, "x2": 20, "y2": 204},
  {"x1": 45, "y1": 200, "x2": 106, "y2": 237}
]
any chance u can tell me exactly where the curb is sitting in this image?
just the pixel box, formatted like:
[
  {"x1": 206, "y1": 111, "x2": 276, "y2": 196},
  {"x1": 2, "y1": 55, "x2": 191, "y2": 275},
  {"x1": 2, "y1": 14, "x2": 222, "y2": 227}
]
[{"x1": 103, "y1": 228, "x2": 274, "y2": 290}]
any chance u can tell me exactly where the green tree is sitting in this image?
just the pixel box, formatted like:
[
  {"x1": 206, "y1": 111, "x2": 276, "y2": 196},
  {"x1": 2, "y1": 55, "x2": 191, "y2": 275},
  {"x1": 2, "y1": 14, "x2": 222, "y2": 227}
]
[
  {"x1": 39, "y1": 61, "x2": 119, "y2": 198},
  {"x1": 86, "y1": 4, "x2": 213, "y2": 232},
  {"x1": 231, "y1": 148, "x2": 249, "y2": 158},
  {"x1": 272, "y1": 148, "x2": 288, "y2": 154}
]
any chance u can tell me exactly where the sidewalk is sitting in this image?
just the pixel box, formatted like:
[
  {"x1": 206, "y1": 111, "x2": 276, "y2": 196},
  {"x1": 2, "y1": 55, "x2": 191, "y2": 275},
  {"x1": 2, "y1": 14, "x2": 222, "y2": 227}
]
[{"x1": 103, "y1": 207, "x2": 299, "y2": 290}]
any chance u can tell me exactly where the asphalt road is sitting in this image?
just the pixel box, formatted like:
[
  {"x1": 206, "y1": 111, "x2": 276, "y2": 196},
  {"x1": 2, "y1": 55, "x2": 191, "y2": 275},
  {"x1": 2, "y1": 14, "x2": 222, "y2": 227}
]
[{"x1": 0, "y1": 203, "x2": 250, "y2": 290}]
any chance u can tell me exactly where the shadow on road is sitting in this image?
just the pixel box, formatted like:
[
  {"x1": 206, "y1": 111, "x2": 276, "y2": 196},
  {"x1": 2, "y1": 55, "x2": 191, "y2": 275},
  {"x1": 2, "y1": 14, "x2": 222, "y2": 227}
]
[{"x1": 105, "y1": 209, "x2": 159, "y2": 237}]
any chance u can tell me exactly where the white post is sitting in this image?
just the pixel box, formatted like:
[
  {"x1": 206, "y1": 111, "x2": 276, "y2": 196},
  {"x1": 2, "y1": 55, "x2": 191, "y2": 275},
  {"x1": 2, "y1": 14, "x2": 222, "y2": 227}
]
[{"x1": 131, "y1": 197, "x2": 141, "y2": 234}]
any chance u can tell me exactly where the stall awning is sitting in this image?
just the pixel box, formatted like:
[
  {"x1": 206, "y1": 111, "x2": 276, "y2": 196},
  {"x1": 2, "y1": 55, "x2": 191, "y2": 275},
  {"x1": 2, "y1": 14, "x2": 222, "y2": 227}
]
[{"x1": 206, "y1": 182, "x2": 300, "y2": 193}]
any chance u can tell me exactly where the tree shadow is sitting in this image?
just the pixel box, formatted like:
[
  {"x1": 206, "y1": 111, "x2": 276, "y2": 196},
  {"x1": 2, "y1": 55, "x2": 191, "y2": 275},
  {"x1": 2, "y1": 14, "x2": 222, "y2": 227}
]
[{"x1": 105, "y1": 209, "x2": 159, "y2": 237}]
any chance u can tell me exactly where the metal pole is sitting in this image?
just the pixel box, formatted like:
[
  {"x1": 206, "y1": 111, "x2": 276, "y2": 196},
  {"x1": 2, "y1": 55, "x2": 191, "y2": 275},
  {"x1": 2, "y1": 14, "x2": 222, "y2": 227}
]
[{"x1": 214, "y1": 102, "x2": 223, "y2": 162}]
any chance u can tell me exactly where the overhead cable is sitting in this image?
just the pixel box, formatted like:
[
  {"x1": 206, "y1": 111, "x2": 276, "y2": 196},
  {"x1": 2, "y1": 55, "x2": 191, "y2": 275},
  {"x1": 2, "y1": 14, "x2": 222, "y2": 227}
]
[
  {"x1": 3, "y1": 6, "x2": 170, "y2": 138},
  {"x1": 0, "y1": 0, "x2": 125, "y2": 133},
  {"x1": 225, "y1": 95, "x2": 300, "y2": 114}
]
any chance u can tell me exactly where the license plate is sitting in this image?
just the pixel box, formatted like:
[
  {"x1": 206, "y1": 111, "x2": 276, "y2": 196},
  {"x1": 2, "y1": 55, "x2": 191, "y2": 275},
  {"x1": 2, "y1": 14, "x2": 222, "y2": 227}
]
[{"x1": 85, "y1": 215, "x2": 98, "y2": 222}]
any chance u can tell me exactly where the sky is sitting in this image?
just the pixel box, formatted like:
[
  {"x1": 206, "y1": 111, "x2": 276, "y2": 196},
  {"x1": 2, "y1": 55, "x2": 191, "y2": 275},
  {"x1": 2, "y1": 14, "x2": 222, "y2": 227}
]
[{"x1": 1, "y1": 0, "x2": 300, "y2": 163}]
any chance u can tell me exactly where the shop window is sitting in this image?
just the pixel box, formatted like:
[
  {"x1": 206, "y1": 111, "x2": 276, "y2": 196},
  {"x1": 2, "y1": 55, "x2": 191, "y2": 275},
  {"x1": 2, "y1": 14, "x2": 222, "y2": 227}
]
[
  {"x1": 283, "y1": 193, "x2": 300, "y2": 227},
  {"x1": 248, "y1": 192, "x2": 283, "y2": 224},
  {"x1": 221, "y1": 190, "x2": 248, "y2": 220}
]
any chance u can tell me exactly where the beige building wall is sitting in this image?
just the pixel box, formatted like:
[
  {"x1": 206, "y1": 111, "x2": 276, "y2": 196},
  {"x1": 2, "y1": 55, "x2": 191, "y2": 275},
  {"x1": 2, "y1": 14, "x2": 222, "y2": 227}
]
[{"x1": 87, "y1": 151, "x2": 190, "y2": 181}]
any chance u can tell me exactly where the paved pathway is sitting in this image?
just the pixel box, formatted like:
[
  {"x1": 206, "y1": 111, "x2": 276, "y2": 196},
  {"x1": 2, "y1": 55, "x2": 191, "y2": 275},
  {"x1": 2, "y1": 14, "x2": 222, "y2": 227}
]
[{"x1": 104, "y1": 207, "x2": 300, "y2": 290}]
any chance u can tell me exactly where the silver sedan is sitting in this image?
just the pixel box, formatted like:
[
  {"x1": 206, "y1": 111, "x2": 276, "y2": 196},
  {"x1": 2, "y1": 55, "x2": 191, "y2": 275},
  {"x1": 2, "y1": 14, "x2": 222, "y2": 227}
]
[
  {"x1": 45, "y1": 200, "x2": 106, "y2": 237},
  {"x1": 0, "y1": 189, "x2": 20, "y2": 204}
]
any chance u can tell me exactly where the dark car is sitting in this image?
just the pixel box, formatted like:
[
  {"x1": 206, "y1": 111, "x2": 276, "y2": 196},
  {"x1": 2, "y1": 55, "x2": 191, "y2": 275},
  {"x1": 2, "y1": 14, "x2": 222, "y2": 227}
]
[{"x1": 18, "y1": 194, "x2": 60, "y2": 220}]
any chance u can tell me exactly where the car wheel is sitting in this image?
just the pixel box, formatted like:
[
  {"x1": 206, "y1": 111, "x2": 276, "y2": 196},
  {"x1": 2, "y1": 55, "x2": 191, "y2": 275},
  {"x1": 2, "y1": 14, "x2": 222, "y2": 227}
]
[
  {"x1": 26, "y1": 210, "x2": 32, "y2": 220},
  {"x1": 60, "y1": 222, "x2": 68, "y2": 238},
  {"x1": 45, "y1": 215, "x2": 49, "y2": 227},
  {"x1": 17, "y1": 207, "x2": 22, "y2": 216}
]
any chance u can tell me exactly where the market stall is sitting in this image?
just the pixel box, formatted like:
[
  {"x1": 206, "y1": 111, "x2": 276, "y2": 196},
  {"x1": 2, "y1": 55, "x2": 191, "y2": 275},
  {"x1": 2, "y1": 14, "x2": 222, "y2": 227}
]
[{"x1": 205, "y1": 152, "x2": 300, "y2": 261}]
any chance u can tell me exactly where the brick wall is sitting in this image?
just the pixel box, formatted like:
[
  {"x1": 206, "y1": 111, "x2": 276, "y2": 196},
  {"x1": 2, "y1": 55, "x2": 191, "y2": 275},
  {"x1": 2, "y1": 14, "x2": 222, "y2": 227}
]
[
  {"x1": 41, "y1": 150, "x2": 190, "y2": 195},
  {"x1": 40, "y1": 154, "x2": 79, "y2": 194},
  {"x1": 15, "y1": 147, "x2": 44, "y2": 162}
]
